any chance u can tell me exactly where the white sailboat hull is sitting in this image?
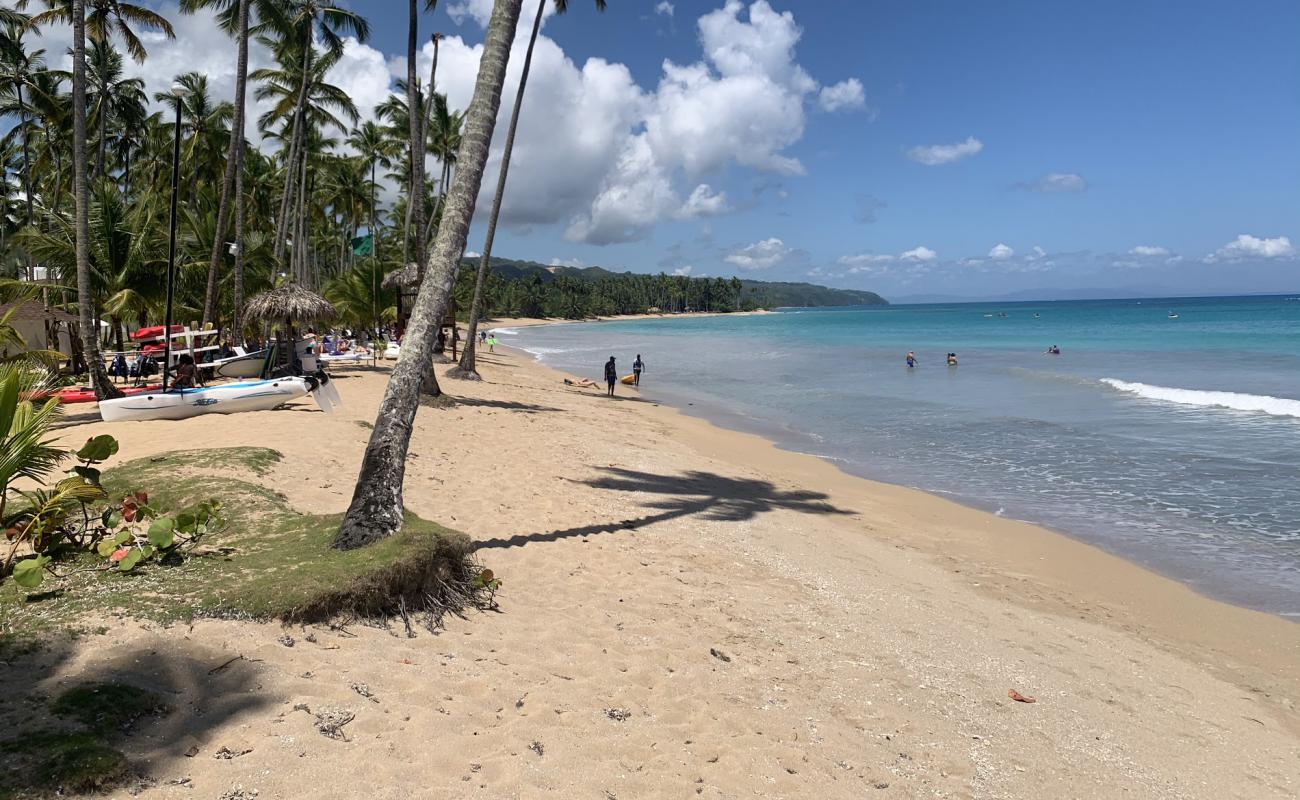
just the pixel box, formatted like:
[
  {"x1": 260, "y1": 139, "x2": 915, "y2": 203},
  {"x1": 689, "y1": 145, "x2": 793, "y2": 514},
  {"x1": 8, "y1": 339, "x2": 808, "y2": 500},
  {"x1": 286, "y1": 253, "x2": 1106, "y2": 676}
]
[{"x1": 98, "y1": 378, "x2": 313, "y2": 422}]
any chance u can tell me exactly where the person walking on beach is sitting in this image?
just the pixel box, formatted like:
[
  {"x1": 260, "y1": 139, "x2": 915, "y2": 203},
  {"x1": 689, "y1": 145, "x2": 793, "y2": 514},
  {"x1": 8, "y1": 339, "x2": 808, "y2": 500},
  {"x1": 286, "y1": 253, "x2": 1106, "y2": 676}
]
[
  {"x1": 604, "y1": 356, "x2": 618, "y2": 397},
  {"x1": 906, "y1": 351, "x2": 918, "y2": 368},
  {"x1": 632, "y1": 354, "x2": 645, "y2": 386}
]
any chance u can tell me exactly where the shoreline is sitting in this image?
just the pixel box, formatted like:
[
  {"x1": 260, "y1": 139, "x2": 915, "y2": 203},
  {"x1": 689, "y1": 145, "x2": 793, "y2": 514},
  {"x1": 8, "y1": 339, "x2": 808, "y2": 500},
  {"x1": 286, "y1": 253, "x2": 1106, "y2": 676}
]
[
  {"x1": 498, "y1": 342, "x2": 1300, "y2": 699},
  {"x1": 499, "y1": 313, "x2": 1300, "y2": 621}
]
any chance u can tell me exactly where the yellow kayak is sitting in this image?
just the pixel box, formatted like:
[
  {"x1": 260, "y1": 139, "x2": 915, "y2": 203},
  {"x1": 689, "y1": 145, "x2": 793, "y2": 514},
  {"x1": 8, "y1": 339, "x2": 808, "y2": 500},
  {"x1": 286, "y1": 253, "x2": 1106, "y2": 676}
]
[{"x1": 620, "y1": 374, "x2": 637, "y2": 385}]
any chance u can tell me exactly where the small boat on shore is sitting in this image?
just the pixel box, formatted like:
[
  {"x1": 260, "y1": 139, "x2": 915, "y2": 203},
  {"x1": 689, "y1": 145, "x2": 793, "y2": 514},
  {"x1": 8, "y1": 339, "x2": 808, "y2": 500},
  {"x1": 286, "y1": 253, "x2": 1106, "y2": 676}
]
[{"x1": 98, "y1": 373, "x2": 338, "y2": 422}]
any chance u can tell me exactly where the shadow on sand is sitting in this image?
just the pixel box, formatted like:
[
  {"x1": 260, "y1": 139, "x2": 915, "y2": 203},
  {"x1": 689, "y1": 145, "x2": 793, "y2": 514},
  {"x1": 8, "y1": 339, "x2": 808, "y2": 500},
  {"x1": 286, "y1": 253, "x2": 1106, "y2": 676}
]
[
  {"x1": 475, "y1": 466, "x2": 853, "y2": 551},
  {"x1": 1, "y1": 635, "x2": 277, "y2": 792}
]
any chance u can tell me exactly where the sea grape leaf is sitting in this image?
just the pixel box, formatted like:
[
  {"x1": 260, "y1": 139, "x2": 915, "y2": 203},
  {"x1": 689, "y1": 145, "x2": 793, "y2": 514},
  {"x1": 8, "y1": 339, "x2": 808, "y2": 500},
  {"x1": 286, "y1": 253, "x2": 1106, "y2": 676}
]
[
  {"x1": 147, "y1": 518, "x2": 175, "y2": 549},
  {"x1": 13, "y1": 556, "x2": 49, "y2": 588},
  {"x1": 75, "y1": 435, "x2": 119, "y2": 462}
]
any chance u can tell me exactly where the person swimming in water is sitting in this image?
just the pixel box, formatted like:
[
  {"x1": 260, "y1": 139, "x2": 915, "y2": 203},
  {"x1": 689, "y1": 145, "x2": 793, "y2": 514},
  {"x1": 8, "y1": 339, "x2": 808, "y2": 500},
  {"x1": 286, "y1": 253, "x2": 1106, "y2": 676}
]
[
  {"x1": 1045, "y1": 345, "x2": 1061, "y2": 355},
  {"x1": 906, "y1": 351, "x2": 918, "y2": 368},
  {"x1": 947, "y1": 352, "x2": 958, "y2": 366}
]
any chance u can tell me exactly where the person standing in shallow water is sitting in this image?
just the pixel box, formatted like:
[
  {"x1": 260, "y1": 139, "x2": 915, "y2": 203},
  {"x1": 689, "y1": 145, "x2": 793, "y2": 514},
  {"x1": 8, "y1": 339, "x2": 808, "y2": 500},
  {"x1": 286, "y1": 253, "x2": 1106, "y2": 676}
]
[
  {"x1": 633, "y1": 354, "x2": 645, "y2": 386},
  {"x1": 906, "y1": 351, "x2": 918, "y2": 368},
  {"x1": 604, "y1": 356, "x2": 618, "y2": 397}
]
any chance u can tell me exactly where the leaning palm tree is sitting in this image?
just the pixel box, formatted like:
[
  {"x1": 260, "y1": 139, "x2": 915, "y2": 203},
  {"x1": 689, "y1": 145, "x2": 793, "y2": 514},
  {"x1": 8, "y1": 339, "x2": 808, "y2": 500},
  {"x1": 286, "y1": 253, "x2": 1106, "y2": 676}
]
[
  {"x1": 334, "y1": 0, "x2": 524, "y2": 550},
  {"x1": 451, "y1": 0, "x2": 605, "y2": 379}
]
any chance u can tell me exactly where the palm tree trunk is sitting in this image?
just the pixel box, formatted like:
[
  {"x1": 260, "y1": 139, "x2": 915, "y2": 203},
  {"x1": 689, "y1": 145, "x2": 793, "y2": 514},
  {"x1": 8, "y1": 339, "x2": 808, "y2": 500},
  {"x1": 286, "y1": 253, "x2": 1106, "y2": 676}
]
[
  {"x1": 335, "y1": 0, "x2": 523, "y2": 550},
  {"x1": 71, "y1": 0, "x2": 120, "y2": 400},
  {"x1": 406, "y1": 0, "x2": 425, "y2": 280},
  {"x1": 202, "y1": 0, "x2": 251, "y2": 331},
  {"x1": 233, "y1": 135, "x2": 246, "y2": 342},
  {"x1": 274, "y1": 30, "x2": 313, "y2": 266},
  {"x1": 17, "y1": 88, "x2": 35, "y2": 282},
  {"x1": 452, "y1": 0, "x2": 544, "y2": 379},
  {"x1": 93, "y1": 96, "x2": 106, "y2": 180}
]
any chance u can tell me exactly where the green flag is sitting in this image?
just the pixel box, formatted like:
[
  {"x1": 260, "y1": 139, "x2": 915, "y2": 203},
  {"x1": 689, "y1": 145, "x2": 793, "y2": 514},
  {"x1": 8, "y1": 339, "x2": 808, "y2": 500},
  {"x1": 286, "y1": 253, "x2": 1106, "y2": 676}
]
[{"x1": 351, "y1": 234, "x2": 374, "y2": 256}]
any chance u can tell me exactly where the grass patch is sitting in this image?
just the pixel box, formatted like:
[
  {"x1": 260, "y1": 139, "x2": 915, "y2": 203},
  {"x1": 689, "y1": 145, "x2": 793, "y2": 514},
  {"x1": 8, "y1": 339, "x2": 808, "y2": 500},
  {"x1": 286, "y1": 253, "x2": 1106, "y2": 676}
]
[
  {"x1": 0, "y1": 730, "x2": 128, "y2": 799},
  {"x1": 1, "y1": 447, "x2": 484, "y2": 637}
]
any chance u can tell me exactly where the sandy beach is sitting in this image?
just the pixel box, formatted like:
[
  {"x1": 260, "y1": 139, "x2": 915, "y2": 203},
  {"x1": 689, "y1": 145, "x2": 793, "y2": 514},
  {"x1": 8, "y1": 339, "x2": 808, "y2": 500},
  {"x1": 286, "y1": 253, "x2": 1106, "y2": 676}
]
[{"x1": 6, "y1": 338, "x2": 1298, "y2": 799}]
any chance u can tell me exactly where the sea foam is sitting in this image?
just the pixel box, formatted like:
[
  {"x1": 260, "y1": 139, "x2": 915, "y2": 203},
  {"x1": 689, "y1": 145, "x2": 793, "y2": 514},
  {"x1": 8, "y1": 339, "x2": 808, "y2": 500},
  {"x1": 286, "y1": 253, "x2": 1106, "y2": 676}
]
[{"x1": 1101, "y1": 379, "x2": 1300, "y2": 419}]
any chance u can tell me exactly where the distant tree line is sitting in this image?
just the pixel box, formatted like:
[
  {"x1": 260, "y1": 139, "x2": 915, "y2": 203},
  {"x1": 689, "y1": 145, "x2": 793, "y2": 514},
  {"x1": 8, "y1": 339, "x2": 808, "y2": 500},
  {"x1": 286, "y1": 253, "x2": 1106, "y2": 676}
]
[{"x1": 449, "y1": 257, "x2": 888, "y2": 320}]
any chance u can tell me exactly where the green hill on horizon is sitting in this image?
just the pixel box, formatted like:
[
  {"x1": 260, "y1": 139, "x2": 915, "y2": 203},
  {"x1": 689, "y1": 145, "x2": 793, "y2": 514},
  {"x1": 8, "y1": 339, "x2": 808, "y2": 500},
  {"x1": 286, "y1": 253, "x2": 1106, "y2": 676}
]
[{"x1": 460, "y1": 256, "x2": 887, "y2": 313}]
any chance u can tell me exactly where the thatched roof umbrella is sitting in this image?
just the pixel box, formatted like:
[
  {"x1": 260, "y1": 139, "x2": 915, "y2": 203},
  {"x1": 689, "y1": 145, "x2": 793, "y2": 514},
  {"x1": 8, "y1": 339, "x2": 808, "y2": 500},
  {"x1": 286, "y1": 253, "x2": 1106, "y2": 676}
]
[
  {"x1": 382, "y1": 262, "x2": 419, "y2": 290},
  {"x1": 246, "y1": 282, "x2": 337, "y2": 373}
]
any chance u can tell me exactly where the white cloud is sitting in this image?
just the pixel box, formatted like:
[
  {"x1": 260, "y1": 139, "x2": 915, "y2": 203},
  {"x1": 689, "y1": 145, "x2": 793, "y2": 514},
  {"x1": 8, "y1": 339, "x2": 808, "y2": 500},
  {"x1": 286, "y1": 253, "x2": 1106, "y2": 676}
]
[
  {"x1": 549, "y1": 257, "x2": 585, "y2": 268},
  {"x1": 837, "y1": 253, "x2": 894, "y2": 274},
  {"x1": 464, "y1": 250, "x2": 481, "y2": 258},
  {"x1": 677, "y1": 184, "x2": 730, "y2": 218},
  {"x1": 1016, "y1": 172, "x2": 1087, "y2": 193},
  {"x1": 656, "y1": 1, "x2": 675, "y2": 16},
  {"x1": 838, "y1": 253, "x2": 895, "y2": 267},
  {"x1": 818, "y1": 78, "x2": 866, "y2": 112},
  {"x1": 988, "y1": 243, "x2": 1014, "y2": 260},
  {"x1": 725, "y1": 237, "x2": 790, "y2": 270},
  {"x1": 673, "y1": 265, "x2": 694, "y2": 276},
  {"x1": 1027, "y1": 245, "x2": 1048, "y2": 260},
  {"x1": 905, "y1": 136, "x2": 982, "y2": 166},
  {"x1": 900, "y1": 246, "x2": 938, "y2": 262},
  {"x1": 1209, "y1": 234, "x2": 1295, "y2": 262},
  {"x1": 1129, "y1": 245, "x2": 1169, "y2": 257}
]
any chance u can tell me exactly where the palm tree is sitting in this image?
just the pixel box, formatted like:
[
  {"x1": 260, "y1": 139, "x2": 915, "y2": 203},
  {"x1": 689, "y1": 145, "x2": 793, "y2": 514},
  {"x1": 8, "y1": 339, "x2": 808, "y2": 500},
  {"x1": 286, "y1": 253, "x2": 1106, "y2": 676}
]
[
  {"x1": 28, "y1": 1, "x2": 175, "y2": 64},
  {"x1": 452, "y1": 0, "x2": 605, "y2": 379},
  {"x1": 153, "y1": 71, "x2": 233, "y2": 206},
  {"x1": 259, "y1": 0, "x2": 368, "y2": 277},
  {"x1": 181, "y1": 0, "x2": 251, "y2": 332},
  {"x1": 67, "y1": 0, "x2": 119, "y2": 398},
  {"x1": 345, "y1": 120, "x2": 392, "y2": 262},
  {"x1": 0, "y1": 11, "x2": 43, "y2": 280},
  {"x1": 86, "y1": 38, "x2": 145, "y2": 180},
  {"x1": 334, "y1": 0, "x2": 524, "y2": 550}
]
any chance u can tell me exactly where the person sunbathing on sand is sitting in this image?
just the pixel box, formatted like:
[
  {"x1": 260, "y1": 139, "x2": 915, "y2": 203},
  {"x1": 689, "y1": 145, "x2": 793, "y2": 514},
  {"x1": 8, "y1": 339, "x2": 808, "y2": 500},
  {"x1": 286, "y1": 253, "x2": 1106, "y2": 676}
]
[{"x1": 564, "y1": 377, "x2": 600, "y2": 389}]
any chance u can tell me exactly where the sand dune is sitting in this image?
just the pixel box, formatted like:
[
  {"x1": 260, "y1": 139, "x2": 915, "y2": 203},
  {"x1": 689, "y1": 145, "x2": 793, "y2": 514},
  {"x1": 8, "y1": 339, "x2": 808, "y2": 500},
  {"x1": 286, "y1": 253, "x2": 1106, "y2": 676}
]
[{"x1": 9, "y1": 344, "x2": 1298, "y2": 799}]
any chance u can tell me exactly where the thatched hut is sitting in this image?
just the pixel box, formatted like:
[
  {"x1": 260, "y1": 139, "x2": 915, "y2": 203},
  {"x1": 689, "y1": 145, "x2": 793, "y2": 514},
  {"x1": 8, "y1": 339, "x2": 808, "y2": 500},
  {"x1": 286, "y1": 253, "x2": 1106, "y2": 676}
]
[
  {"x1": 379, "y1": 264, "x2": 459, "y2": 358},
  {"x1": 381, "y1": 262, "x2": 420, "y2": 290},
  {"x1": 246, "y1": 283, "x2": 337, "y2": 373}
]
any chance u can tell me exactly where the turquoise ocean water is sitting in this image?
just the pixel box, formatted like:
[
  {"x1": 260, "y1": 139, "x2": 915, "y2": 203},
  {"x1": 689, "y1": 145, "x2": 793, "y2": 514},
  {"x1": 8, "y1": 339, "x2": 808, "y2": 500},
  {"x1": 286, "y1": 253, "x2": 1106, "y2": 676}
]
[{"x1": 502, "y1": 295, "x2": 1300, "y2": 617}]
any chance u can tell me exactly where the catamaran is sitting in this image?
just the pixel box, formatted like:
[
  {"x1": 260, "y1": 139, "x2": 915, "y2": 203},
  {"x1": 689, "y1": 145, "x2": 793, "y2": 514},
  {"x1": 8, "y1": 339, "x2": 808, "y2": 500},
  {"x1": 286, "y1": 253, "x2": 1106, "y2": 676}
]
[{"x1": 98, "y1": 371, "x2": 340, "y2": 423}]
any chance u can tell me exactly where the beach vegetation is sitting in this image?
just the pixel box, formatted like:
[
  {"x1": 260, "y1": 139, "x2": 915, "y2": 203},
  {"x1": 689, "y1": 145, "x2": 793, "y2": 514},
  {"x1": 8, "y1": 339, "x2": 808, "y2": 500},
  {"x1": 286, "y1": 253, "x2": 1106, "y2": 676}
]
[{"x1": 1, "y1": 447, "x2": 496, "y2": 636}]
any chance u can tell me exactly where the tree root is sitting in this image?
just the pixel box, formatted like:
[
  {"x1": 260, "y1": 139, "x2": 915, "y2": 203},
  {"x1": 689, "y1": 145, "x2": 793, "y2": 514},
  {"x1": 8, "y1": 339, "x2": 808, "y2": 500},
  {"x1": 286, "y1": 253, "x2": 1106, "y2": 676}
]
[
  {"x1": 282, "y1": 534, "x2": 493, "y2": 631},
  {"x1": 444, "y1": 366, "x2": 481, "y2": 381}
]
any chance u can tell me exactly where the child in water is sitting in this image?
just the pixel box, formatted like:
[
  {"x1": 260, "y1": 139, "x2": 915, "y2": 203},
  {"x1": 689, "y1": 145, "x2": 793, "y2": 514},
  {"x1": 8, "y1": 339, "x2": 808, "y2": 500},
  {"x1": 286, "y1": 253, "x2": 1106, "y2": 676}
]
[
  {"x1": 906, "y1": 351, "x2": 918, "y2": 368},
  {"x1": 947, "y1": 352, "x2": 958, "y2": 366}
]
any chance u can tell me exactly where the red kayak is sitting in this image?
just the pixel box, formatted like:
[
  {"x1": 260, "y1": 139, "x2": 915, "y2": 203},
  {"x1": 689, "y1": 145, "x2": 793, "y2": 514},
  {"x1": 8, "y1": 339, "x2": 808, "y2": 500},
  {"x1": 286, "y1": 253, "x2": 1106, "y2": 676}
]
[
  {"x1": 131, "y1": 325, "x2": 183, "y2": 341},
  {"x1": 57, "y1": 384, "x2": 162, "y2": 404}
]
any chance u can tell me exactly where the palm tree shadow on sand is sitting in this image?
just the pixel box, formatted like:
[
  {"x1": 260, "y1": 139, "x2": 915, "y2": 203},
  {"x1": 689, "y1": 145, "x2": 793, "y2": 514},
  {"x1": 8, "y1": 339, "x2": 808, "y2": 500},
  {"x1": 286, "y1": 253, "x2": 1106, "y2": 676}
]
[{"x1": 474, "y1": 466, "x2": 854, "y2": 551}]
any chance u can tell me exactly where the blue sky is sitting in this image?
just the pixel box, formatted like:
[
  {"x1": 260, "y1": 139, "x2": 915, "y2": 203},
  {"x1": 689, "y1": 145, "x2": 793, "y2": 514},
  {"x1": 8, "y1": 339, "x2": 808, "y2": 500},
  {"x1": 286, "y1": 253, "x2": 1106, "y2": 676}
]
[
  {"x1": 428, "y1": 0, "x2": 1300, "y2": 298},
  {"x1": 34, "y1": 1, "x2": 1300, "y2": 298}
]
